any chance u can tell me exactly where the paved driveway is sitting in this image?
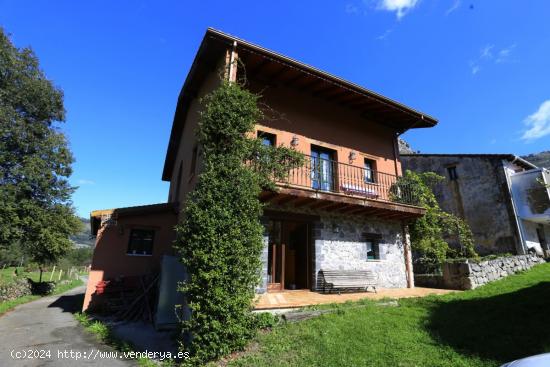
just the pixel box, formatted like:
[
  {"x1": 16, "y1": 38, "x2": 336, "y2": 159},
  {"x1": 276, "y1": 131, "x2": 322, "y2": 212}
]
[{"x1": 0, "y1": 284, "x2": 133, "y2": 366}]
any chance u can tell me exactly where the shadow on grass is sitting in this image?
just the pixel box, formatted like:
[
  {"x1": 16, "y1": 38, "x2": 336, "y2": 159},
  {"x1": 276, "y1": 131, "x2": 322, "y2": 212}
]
[
  {"x1": 427, "y1": 281, "x2": 550, "y2": 363},
  {"x1": 48, "y1": 293, "x2": 84, "y2": 314}
]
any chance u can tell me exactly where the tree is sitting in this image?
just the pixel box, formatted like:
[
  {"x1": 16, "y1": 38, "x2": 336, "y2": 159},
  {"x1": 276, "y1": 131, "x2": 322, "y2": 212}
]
[
  {"x1": 0, "y1": 28, "x2": 81, "y2": 281},
  {"x1": 174, "y1": 80, "x2": 302, "y2": 364},
  {"x1": 392, "y1": 171, "x2": 478, "y2": 264}
]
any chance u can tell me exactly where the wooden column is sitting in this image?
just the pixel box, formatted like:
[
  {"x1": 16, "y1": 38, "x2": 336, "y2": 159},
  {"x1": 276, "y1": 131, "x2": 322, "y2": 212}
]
[
  {"x1": 402, "y1": 221, "x2": 414, "y2": 288},
  {"x1": 225, "y1": 41, "x2": 238, "y2": 82},
  {"x1": 281, "y1": 243, "x2": 286, "y2": 291}
]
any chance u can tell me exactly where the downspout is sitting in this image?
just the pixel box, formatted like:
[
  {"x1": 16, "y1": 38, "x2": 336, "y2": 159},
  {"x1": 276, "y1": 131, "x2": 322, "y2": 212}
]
[{"x1": 396, "y1": 116, "x2": 425, "y2": 289}]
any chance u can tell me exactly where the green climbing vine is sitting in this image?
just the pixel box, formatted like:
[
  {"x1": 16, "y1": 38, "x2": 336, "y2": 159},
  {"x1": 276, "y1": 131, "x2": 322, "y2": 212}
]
[
  {"x1": 392, "y1": 170, "x2": 478, "y2": 264},
  {"x1": 174, "y1": 80, "x2": 302, "y2": 365}
]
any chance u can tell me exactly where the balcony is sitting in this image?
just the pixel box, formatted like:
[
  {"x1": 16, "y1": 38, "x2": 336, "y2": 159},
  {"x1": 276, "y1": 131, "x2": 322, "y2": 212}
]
[{"x1": 259, "y1": 154, "x2": 425, "y2": 220}]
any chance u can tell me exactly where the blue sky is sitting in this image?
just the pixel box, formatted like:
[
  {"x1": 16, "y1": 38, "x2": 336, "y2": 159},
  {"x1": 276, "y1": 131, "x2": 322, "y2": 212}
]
[{"x1": 1, "y1": 0, "x2": 549, "y2": 217}]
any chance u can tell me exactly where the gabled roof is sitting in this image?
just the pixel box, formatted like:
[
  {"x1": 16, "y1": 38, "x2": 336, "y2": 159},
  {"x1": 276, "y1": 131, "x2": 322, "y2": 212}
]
[
  {"x1": 400, "y1": 153, "x2": 538, "y2": 170},
  {"x1": 162, "y1": 28, "x2": 438, "y2": 181}
]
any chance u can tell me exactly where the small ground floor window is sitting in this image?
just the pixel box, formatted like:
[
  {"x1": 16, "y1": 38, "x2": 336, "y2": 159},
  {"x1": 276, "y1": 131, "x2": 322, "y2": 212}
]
[{"x1": 127, "y1": 229, "x2": 155, "y2": 256}]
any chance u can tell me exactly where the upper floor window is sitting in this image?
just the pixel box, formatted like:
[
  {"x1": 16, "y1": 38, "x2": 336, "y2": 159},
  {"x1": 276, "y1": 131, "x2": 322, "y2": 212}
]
[
  {"x1": 258, "y1": 131, "x2": 276, "y2": 147},
  {"x1": 127, "y1": 229, "x2": 155, "y2": 256},
  {"x1": 447, "y1": 166, "x2": 458, "y2": 181},
  {"x1": 364, "y1": 159, "x2": 375, "y2": 183}
]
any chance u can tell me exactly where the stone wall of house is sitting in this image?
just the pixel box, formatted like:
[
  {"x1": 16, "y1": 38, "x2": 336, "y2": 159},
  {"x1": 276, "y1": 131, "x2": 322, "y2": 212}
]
[
  {"x1": 312, "y1": 214, "x2": 407, "y2": 290},
  {"x1": 256, "y1": 234, "x2": 269, "y2": 294},
  {"x1": 259, "y1": 205, "x2": 409, "y2": 293},
  {"x1": 401, "y1": 155, "x2": 523, "y2": 255},
  {"x1": 442, "y1": 254, "x2": 544, "y2": 290}
]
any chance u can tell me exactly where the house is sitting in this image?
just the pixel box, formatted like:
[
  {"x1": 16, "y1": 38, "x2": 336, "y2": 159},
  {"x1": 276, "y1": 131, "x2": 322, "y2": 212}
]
[
  {"x1": 82, "y1": 28, "x2": 438, "y2": 314},
  {"x1": 401, "y1": 154, "x2": 550, "y2": 256}
]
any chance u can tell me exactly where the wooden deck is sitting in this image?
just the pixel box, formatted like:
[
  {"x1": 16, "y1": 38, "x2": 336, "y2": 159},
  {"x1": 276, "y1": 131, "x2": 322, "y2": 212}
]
[{"x1": 254, "y1": 288, "x2": 456, "y2": 310}]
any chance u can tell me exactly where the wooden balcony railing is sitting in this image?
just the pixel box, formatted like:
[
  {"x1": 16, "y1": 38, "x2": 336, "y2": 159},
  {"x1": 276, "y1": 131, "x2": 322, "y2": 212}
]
[{"x1": 257, "y1": 154, "x2": 420, "y2": 206}]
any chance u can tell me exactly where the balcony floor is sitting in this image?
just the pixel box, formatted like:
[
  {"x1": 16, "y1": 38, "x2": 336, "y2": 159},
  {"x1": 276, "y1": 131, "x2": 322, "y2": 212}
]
[
  {"x1": 261, "y1": 185, "x2": 425, "y2": 221},
  {"x1": 254, "y1": 288, "x2": 456, "y2": 310}
]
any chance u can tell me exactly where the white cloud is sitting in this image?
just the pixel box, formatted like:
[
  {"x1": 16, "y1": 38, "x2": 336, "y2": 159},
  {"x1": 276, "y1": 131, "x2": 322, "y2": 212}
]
[
  {"x1": 469, "y1": 61, "x2": 480, "y2": 75},
  {"x1": 345, "y1": 3, "x2": 360, "y2": 14},
  {"x1": 446, "y1": 0, "x2": 461, "y2": 15},
  {"x1": 376, "y1": 0, "x2": 420, "y2": 19},
  {"x1": 496, "y1": 44, "x2": 516, "y2": 63},
  {"x1": 521, "y1": 100, "x2": 550, "y2": 141},
  {"x1": 469, "y1": 43, "x2": 517, "y2": 75},
  {"x1": 376, "y1": 29, "x2": 393, "y2": 40},
  {"x1": 78, "y1": 179, "x2": 95, "y2": 185},
  {"x1": 480, "y1": 44, "x2": 494, "y2": 59}
]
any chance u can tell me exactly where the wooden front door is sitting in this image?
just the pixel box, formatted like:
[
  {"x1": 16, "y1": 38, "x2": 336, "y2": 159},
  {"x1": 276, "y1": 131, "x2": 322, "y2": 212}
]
[
  {"x1": 266, "y1": 219, "x2": 310, "y2": 292},
  {"x1": 267, "y1": 220, "x2": 285, "y2": 291}
]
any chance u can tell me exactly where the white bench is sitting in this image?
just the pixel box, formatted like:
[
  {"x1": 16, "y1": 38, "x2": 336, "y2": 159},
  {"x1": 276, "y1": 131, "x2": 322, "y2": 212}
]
[{"x1": 320, "y1": 270, "x2": 377, "y2": 294}]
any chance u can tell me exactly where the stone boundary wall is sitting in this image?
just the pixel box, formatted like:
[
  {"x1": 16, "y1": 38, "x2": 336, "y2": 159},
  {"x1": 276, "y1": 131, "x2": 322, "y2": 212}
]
[
  {"x1": 442, "y1": 254, "x2": 545, "y2": 290},
  {"x1": 0, "y1": 278, "x2": 32, "y2": 302}
]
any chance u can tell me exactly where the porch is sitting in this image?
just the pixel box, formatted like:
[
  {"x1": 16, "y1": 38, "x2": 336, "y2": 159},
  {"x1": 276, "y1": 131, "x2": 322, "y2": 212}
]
[{"x1": 254, "y1": 288, "x2": 456, "y2": 310}]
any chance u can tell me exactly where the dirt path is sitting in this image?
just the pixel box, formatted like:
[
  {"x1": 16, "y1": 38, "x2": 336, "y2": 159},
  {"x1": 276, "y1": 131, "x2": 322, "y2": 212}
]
[{"x1": 0, "y1": 284, "x2": 133, "y2": 366}]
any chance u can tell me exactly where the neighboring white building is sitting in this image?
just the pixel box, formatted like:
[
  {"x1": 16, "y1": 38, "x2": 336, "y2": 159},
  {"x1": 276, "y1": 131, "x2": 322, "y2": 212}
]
[{"x1": 508, "y1": 167, "x2": 550, "y2": 256}]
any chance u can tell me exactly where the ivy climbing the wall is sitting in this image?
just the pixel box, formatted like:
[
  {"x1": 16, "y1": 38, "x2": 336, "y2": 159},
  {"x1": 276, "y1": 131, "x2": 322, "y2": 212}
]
[
  {"x1": 174, "y1": 80, "x2": 302, "y2": 365},
  {"x1": 392, "y1": 170, "x2": 478, "y2": 264}
]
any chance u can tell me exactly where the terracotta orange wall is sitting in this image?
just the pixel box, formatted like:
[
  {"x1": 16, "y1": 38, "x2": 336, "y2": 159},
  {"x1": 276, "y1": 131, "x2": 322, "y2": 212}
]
[
  {"x1": 82, "y1": 210, "x2": 177, "y2": 311},
  {"x1": 250, "y1": 81, "x2": 401, "y2": 176},
  {"x1": 167, "y1": 58, "x2": 225, "y2": 216},
  {"x1": 167, "y1": 55, "x2": 403, "y2": 210}
]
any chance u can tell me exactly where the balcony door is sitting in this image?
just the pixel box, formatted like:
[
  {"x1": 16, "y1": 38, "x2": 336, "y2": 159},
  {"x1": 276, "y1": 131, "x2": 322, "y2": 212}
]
[{"x1": 311, "y1": 146, "x2": 335, "y2": 191}]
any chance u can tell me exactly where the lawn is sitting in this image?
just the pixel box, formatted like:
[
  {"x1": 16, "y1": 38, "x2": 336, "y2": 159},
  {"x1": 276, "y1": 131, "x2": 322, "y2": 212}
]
[
  {"x1": 228, "y1": 262, "x2": 550, "y2": 367},
  {"x1": 0, "y1": 266, "x2": 84, "y2": 316},
  {"x1": 0, "y1": 266, "x2": 42, "y2": 284}
]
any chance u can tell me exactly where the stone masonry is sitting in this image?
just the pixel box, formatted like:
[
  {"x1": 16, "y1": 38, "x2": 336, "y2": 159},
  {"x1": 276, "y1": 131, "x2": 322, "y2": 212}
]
[
  {"x1": 401, "y1": 155, "x2": 524, "y2": 255},
  {"x1": 313, "y1": 215, "x2": 407, "y2": 290},
  {"x1": 258, "y1": 204, "x2": 409, "y2": 293},
  {"x1": 442, "y1": 254, "x2": 544, "y2": 290}
]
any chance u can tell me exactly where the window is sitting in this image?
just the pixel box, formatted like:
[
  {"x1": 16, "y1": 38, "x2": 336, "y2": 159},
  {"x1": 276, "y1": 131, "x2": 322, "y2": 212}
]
[
  {"x1": 311, "y1": 146, "x2": 335, "y2": 191},
  {"x1": 364, "y1": 159, "x2": 375, "y2": 183},
  {"x1": 365, "y1": 240, "x2": 379, "y2": 260},
  {"x1": 190, "y1": 146, "x2": 198, "y2": 176},
  {"x1": 258, "y1": 131, "x2": 276, "y2": 147},
  {"x1": 127, "y1": 229, "x2": 155, "y2": 256},
  {"x1": 447, "y1": 166, "x2": 458, "y2": 180}
]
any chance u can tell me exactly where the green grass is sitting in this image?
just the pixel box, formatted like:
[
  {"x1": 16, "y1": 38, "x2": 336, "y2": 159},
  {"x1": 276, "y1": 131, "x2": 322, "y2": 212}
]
[
  {"x1": 0, "y1": 276, "x2": 83, "y2": 316},
  {"x1": 0, "y1": 267, "x2": 42, "y2": 284},
  {"x1": 75, "y1": 313, "x2": 170, "y2": 367},
  {"x1": 228, "y1": 263, "x2": 550, "y2": 367},
  {"x1": 0, "y1": 266, "x2": 85, "y2": 285}
]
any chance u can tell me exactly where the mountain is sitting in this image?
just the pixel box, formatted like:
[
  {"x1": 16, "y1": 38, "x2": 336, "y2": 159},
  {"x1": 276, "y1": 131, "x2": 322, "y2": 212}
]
[
  {"x1": 70, "y1": 217, "x2": 94, "y2": 248},
  {"x1": 398, "y1": 138, "x2": 416, "y2": 154},
  {"x1": 522, "y1": 151, "x2": 550, "y2": 169}
]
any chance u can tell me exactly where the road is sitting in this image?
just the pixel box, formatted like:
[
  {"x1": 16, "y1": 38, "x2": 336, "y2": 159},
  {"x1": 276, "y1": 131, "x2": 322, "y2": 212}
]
[{"x1": 0, "y1": 283, "x2": 133, "y2": 366}]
